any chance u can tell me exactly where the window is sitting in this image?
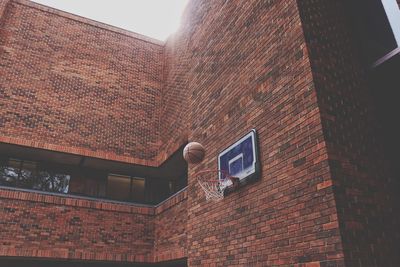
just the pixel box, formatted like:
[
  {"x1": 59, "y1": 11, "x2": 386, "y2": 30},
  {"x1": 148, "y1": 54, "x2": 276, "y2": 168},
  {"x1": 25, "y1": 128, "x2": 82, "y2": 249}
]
[
  {"x1": 68, "y1": 170, "x2": 106, "y2": 198},
  {"x1": 0, "y1": 158, "x2": 70, "y2": 193},
  {"x1": 351, "y1": 0, "x2": 400, "y2": 63},
  {"x1": 131, "y1": 177, "x2": 145, "y2": 202},
  {"x1": 0, "y1": 159, "x2": 20, "y2": 187},
  {"x1": 33, "y1": 171, "x2": 70, "y2": 193},
  {"x1": 0, "y1": 145, "x2": 188, "y2": 205},
  {"x1": 382, "y1": 0, "x2": 400, "y2": 45},
  {"x1": 106, "y1": 174, "x2": 146, "y2": 203},
  {"x1": 107, "y1": 174, "x2": 131, "y2": 202}
]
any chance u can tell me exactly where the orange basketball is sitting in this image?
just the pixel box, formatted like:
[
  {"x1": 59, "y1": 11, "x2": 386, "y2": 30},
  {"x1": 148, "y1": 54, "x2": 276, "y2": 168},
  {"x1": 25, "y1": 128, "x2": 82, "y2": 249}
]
[{"x1": 183, "y1": 142, "x2": 206, "y2": 164}]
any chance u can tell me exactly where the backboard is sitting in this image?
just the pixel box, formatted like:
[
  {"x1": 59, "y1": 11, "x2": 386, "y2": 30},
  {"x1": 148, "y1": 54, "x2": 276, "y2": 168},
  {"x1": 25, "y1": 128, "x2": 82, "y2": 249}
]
[{"x1": 218, "y1": 129, "x2": 260, "y2": 191}]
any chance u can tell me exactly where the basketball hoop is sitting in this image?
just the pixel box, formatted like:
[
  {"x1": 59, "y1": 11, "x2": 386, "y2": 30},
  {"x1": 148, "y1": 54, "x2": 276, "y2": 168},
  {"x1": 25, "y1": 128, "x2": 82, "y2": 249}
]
[{"x1": 195, "y1": 170, "x2": 239, "y2": 201}]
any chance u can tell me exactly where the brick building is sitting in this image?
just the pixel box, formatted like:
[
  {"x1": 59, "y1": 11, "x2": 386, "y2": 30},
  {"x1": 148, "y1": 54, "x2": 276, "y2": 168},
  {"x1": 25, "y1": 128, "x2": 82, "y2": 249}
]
[{"x1": 0, "y1": 0, "x2": 399, "y2": 266}]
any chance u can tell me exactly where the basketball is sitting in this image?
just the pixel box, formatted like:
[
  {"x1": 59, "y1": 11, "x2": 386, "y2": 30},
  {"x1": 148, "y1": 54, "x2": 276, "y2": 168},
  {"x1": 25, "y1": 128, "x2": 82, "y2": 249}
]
[{"x1": 183, "y1": 142, "x2": 205, "y2": 164}]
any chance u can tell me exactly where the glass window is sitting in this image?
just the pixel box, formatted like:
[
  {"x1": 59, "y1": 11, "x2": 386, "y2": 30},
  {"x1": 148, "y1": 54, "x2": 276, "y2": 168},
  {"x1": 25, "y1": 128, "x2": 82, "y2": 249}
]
[
  {"x1": 0, "y1": 159, "x2": 20, "y2": 187},
  {"x1": 18, "y1": 160, "x2": 37, "y2": 189},
  {"x1": 352, "y1": 0, "x2": 400, "y2": 63},
  {"x1": 33, "y1": 171, "x2": 70, "y2": 193},
  {"x1": 0, "y1": 151, "x2": 187, "y2": 205},
  {"x1": 107, "y1": 174, "x2": 131, "y2": 202},
  {"x1": 361, "y1": 0, "x2": 397, "y2": 62},
  {"x1": 68, "y1": 174, "x2": 85, "y2": 195},
  {"x1": 382, "y1": 0, "x2": 400, "y2": 45},
  {"x1": 131, "y1": 177, "x2": 145, "y2": 202},
  {"x1": 83, "y1": 177, "x2": 100, "y2": 197},
  {"x1": 146, "y1": 179, "x2": 171, "y2": 204},
  {"x1": 68, "y1": 170, "x2": 106, "y2": 197},
  {"x1": 0, "y1": 158, "x2": 70, "y2": 193},
  {"x1": 98, "y1": 181, "x2": 106, "y2": 198}
]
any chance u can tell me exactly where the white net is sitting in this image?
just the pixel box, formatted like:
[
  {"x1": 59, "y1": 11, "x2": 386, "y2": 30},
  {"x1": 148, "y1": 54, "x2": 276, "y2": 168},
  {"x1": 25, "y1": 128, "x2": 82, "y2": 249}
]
[
  {"x1": 196, "y1": 170, "x2": 228, "y2": 201},
  {"x1": 197, "y1": 179, "x2": 224, "y2": 201}
]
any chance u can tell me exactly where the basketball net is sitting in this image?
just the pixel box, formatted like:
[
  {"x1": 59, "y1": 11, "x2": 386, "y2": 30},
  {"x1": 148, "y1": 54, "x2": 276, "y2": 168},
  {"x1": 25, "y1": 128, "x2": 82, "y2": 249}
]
[{"x1": 196, "y1": 170, "x2": 239, "y2": 201}]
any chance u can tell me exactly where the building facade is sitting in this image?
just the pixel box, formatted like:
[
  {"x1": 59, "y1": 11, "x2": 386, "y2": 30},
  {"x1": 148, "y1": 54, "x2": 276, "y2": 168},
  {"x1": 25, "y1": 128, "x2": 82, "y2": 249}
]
[{"x1": 0, "y1": 0, "x2": 399, "y2": 266}]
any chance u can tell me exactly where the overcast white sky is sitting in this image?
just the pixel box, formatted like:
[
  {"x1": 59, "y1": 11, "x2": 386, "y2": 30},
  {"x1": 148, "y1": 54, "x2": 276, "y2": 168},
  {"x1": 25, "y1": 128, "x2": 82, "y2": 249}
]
[{"x1": 32, "y1": 0, "x2": 188, "y2": 41}]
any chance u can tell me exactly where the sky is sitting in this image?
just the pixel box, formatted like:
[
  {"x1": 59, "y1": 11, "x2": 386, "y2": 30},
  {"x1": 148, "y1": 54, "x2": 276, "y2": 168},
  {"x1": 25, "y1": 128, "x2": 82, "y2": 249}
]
[
  {"x1": 32, "y1": 0, "x2": 189, "y2": 41},
  {"x1": 382, "y1": 0, "x2": 400, "y2": 45}
]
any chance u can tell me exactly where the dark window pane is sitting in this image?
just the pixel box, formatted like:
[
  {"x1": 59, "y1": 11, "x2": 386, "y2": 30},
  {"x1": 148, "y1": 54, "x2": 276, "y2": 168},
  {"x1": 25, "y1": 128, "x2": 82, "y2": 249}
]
[
  {"x1": 147, "y1": 179, "x2": 171, "y2": 203},
  {"x1": 8, "y1": 159, "x2": 21, "y2": 169},
  {"x1": 131, "y1": 177, "x2": 145, "y2": 202},
  {"x1": 107, "y1": 174, "x2": 131, "y2": 201},
  {"x1": 34, "y1": 171, "x2": 70, "y2": 193},
  {"x1": 177, "y1": 172, "x2": 188, "y2": 191},
  {"x1": 0, "y1": 159, "x2": 20, "y2": 187},
  {"x1": 98, "y1": 181, "x2": 106, "y2": 197},
  {"x1": 0, "y1": 152, "x2": 186, "y2": 205},
  {"x1": 68, "y1": 174, "x2": 86, "y2": 195},
  {"x1": 382, "y1": 0, "x2": 400, "y2": 44},
  {"x1": 68, "y1": 171, "x2": 106, "y2": 197},
  {"x1": 85, "y1": 178, "x2": 100, "y2": 197},
  {"x1": 0, "y1": 165, "x2": 18, "y2": 187},
  {"x1": 18, "y1": 160, "x2": 37, "y2": 189},
  {"x1": 352, "y1": 0, "x2": 398, "y2": 62}
]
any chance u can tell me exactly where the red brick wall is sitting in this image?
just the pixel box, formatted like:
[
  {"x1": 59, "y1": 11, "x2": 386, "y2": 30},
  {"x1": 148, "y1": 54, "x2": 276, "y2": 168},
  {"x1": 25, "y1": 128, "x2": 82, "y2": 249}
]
[
  {"x1": 1, "y1": 0, "x2": 398, "y2": 266},
  {"x1": 178, "y1": 0, "x2": 344, "y2": 266},
  {"x1": 0, "y1": 0, "x2": 164, "y2": 166},
  {"x1": 0, "y1": 187, "x2": 188, "y2": 263},
  {"x1": 158, "y1": 32, "x2": 190, "y2": 162},
  {"x1": 297, "y1": 0, "x2": 400, "y2": 266},
  {"x1": 154, "y1": 190, "x2": 187, "y2": 262},
  {"x1": 0, "y1": 188, "x2": 154, "y2": 262},
  {"x1": 0, "y1": 0, "x2": 10, "y2": 20}
]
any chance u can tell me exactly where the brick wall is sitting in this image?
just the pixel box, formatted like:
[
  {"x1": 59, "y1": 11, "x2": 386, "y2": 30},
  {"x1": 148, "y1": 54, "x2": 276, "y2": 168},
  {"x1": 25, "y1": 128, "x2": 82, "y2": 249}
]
[
  {"x1": 0, "y1": 187, "x2": 188, "y2": 263},
  {"x1": 0, "y1": 0, "x2": 10, "y2": 21},
  {"x1": 1, "y1": 0, "x2": 399, "y2": 266},
  {"x1": 297, "y1": 0, "x2": 400, "y2": 266},
  {"x1": 178, "y1": 0, "x2": 344, "y2": 266},
  {"x1": 0, "y1": 188, "x2": 154, "y2": 262},
  {"x1": 158, "y1": 31, "x2": 190, "y2": 162},
  {"x1": 0, "y1": 0, "x2": 164, "y2": 166},
  {"x1": 154, "y1": 190, "x2": 187, "y2": 262}
]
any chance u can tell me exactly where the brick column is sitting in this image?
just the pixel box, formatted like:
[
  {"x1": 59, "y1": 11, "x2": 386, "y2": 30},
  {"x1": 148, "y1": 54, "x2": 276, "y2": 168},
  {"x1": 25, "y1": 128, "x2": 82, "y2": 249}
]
[
  {"x1": 297, "y1": 0, "x2": 400, "y2": 265},
  {"x1": 0, "y1": 0, "x2": 10, "y2": 21}
]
